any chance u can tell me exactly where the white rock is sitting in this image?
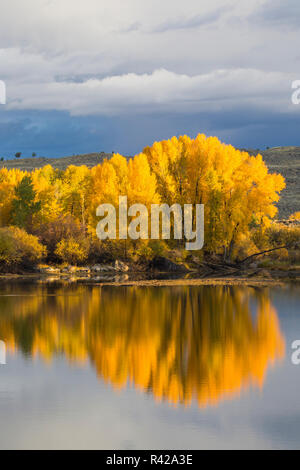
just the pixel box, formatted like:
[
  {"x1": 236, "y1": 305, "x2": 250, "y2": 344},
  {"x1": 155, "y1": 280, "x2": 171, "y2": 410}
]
[{"x1": 114, "y1": 260, "x2": 129, "y2": 272}]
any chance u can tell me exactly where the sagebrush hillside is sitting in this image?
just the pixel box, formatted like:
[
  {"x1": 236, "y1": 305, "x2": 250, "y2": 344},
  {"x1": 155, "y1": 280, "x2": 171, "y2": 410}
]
[
  {"x1": 0, "y1": 152, "x2": 113, "y2": 172},
  {"x1": 1, "y1": 146, "x2": 299, "y2": 218},
  {"x1": 243, "y1": 147, "x2": 300, "y2": 218}
]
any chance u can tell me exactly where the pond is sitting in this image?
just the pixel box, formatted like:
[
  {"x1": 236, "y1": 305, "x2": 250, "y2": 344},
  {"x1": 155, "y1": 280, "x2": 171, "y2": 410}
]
[{"x1": 0, "y1": 280, "x2": 299, "y2": 449}]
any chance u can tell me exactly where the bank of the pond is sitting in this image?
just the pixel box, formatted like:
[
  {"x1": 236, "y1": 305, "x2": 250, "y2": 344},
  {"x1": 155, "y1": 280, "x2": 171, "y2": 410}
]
[{"x1": 0, "y1": 270, "x2": 299, "y2": 286}]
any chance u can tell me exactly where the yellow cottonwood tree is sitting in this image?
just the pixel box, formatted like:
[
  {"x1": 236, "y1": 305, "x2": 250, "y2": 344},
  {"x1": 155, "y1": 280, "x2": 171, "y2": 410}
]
[
  {"x1": 0, "y1": 133, "x2": 286, "y2": 262},
  {"x1": 144, "y1": 134, "x2": 285, "y2": 259},
  {"x1": 60, "y1": 165, "x2": 91, "y2": 228},
  {"x1": 0, "y1": 168, "x2": 25, "y2": 226},
  {"x1": 31, "y1": 165, "x2": 63, "y2": 224},
  {"x1": 127, "y1": 153, "x2": 159, "y2": 207}
]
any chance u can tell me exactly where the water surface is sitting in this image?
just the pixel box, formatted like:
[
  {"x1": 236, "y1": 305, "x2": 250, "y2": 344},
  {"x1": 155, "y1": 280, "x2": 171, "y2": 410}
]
[{"x1": 0, "y1": 281, "x2": 299, "y2": 449}]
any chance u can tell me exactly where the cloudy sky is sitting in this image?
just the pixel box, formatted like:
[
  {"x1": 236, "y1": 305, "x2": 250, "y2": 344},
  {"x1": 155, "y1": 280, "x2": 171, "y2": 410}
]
[{"x1": 0, "y1": 0, "x2": 300, "y2": 158}]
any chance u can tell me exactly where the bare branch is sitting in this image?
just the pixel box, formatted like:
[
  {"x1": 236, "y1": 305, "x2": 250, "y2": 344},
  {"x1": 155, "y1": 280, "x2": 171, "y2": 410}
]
[{"x1": 238, "y1": 245, "x2": 290, "y2": 265}]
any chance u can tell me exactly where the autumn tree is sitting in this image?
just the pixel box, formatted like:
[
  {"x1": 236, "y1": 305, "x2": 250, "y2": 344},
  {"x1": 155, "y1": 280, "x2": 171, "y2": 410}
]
[
  {"x1": 0, "y1": 133, "x2": 287, "y2": 264},
  {"x1": 60, "y1": 165, "x2": 91, "y2": 229},
  {"x1": 0, "y1": 168, "x2": 24, "y2": 226},
  {"x1": 144, "y1": 134, "x2": 285, "y2": 260}
]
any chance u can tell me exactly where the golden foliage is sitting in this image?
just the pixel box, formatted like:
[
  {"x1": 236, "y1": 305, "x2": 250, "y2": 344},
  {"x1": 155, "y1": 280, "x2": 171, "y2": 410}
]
[
  {"x1": 144, "y1": 135, "x2": 285, "y2": 253},
  {"x1": 55, "y1": 237, "x2": 89, "y2": 264},
  {"x1": 0, "y1": 226, "x2": 46, "y2": 269},
  {"x1": 289, "y1": 212, "x2": 300, "y2": 221},
  {"x1": 0, "y1": 134, "x2": 286, "y2": 261}
]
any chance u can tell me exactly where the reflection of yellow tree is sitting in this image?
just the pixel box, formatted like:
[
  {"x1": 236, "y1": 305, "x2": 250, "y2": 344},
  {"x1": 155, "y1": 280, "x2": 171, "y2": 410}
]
[{"x1": 0, "y1": 285, "x2": 285, "y2": 407}]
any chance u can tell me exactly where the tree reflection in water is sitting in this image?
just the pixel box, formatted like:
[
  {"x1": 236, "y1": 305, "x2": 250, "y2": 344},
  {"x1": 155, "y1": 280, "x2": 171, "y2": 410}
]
[{"x1": 0, "y1": 284, "x2": 285, "y2": 408}]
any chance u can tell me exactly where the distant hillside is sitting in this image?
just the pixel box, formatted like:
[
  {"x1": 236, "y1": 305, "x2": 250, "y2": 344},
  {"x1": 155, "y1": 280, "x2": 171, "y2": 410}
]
[
  {"x1": 242, "y1": 147, "x2": 300, "y2": 218},
  {"x1": 1, "y1": 146, "x2": 299, "y2": 218},
  {"x1": 0, "y1": 152, "x2": 113, "y2": 172}
]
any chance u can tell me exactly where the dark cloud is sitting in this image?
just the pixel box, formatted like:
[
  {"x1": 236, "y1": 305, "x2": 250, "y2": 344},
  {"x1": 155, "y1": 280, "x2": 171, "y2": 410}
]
[
  {"x1": 0, "y1": 110, "x2": 115, "y2": 159},
  {"x1": 1, "y1": 106, "x2": 300, "y2": 160},
  {"x1": 0, "y1": 2, "x2": 299, "y2": 175}
]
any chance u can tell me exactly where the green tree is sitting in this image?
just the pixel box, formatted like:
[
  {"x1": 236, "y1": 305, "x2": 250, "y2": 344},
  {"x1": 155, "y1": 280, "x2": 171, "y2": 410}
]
[
  {"x1": 15, "y1": 152, "x2": 22, "y2": 159},
  {"x1": 11, "y1": 176, "x2": 41, "y2": 229}
]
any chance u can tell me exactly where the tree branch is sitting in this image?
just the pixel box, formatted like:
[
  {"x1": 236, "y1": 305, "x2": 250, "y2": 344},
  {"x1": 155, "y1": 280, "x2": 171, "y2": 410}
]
[{"x1": 238, "y1": 245, "x2": 290, "y2": 265}]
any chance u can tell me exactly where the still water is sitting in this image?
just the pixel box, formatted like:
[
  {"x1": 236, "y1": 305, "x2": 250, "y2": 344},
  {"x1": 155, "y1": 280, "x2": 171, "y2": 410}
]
[{"x1": 0, "y1": 280, "x2": 299, "y2": 449}]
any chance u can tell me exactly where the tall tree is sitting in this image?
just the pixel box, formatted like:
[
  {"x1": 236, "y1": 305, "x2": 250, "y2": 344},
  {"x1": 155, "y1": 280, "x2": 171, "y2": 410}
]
[{"x1": 11, "y1": 176, "x2": 41, "y2": 229}]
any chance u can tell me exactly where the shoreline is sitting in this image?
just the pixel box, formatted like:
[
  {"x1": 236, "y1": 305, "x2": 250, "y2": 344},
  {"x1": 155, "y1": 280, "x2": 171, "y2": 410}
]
[
  {"x1": 0, "y1": 271, "x2": 299, "y2": 287},
  {"x1": 84, "y1": 277, "x2": 288, "y2": 287}
]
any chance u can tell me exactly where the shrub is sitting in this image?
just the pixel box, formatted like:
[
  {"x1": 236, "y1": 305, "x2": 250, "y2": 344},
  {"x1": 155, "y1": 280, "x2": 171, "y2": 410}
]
[
  {"x1": 55, "y1": 237, "x2": 89, "y2": 265},
  {"x1": 129, "y1": 240, "x2": 167, "y2": 261},
  {"x1": 33, "y1": 215, "x2": 85, "y2": 259},
  {"x1": 131, "y1": 243, "x2": 154, "y2": 261},
  {"x1": 233, "y1": 233, "x2": 259, "y2": 261},
  {"x1": 289, "y1": 212, "x2": 300, "y2": 222},
  {"x1": 148, "y1": 240, "x2": 167, "y2": 258},
  {"x1": 269, "y1": 247, "x2": 289, "y2": 260},
  {"x1": 0, "y1": 226, "x2": 46, "y2": 271},
  {"x1": 88, "y1": 239, "x2": 118, "y2": 263},
  {"x1": 267, "y1": 224, "x2": 300, "y2": 248}
]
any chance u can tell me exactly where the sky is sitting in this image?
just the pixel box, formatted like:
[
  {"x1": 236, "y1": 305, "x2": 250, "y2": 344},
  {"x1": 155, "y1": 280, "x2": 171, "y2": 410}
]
[{"x1": 0, "y1": 0, "x2": 300, "y2": 158}]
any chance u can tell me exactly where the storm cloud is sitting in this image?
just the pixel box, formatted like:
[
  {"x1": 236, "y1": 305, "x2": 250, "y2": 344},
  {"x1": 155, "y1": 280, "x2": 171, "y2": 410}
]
[{"x1": 0, "y1": 0, "x2": 299, "y2": 157}]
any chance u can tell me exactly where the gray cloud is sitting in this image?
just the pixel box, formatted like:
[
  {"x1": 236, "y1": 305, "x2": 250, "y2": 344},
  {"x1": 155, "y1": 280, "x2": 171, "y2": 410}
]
[
  {"x1": 5, "y1": 68, "x2": 293, "y2": 117},
  {"x1": 153, "y1": 7, "x2": 230, "y2": 33},
  {"x1": 120, "y1": 22, "x2": 142, "y2": 33},
  {"x1": 0, "y1": 0, "x2": 300, "y2": 155},
  {"x1": 251, "y1": 0, "x2": 300, "y2": 29}
]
